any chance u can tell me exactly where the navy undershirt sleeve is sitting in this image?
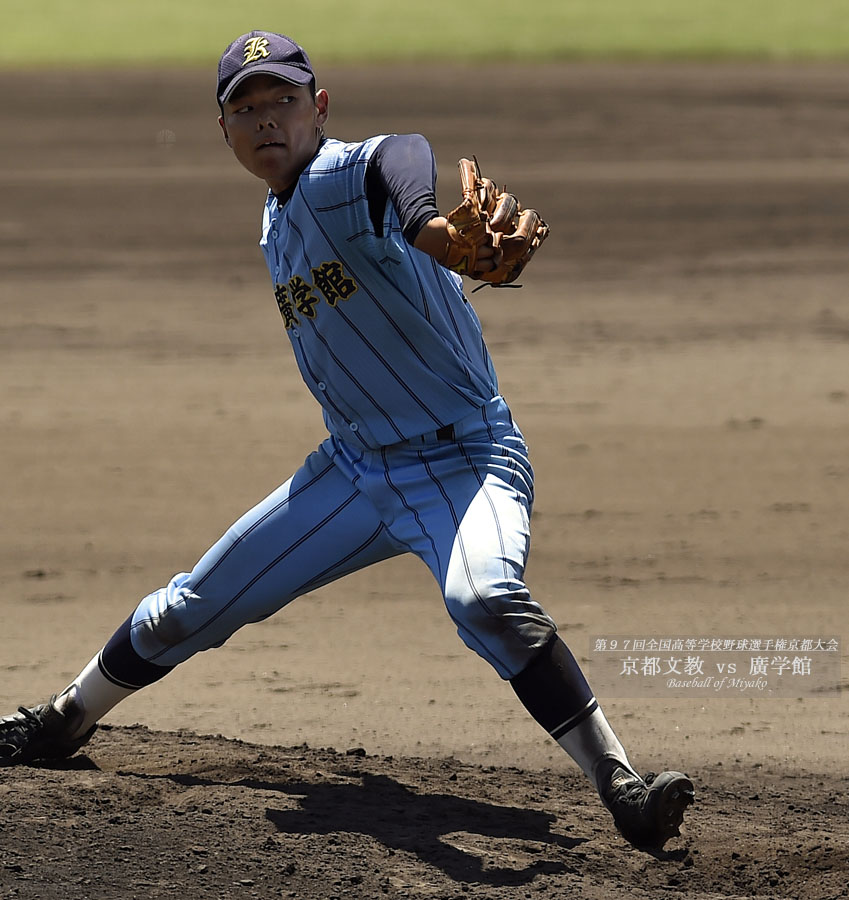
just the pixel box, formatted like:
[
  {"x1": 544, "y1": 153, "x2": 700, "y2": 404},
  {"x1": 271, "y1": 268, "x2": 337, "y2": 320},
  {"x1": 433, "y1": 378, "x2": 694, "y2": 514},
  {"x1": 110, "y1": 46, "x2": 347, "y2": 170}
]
[{"x1": 365, "y1": 133, "x2": 440, "y2": 244}]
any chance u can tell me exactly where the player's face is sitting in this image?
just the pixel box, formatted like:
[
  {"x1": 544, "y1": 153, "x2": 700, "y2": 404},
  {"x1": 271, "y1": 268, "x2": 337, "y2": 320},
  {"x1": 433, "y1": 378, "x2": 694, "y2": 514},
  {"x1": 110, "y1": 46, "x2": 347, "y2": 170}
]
[{"x1": 219, "y1": 75, "x2": 329, "y2": 194}]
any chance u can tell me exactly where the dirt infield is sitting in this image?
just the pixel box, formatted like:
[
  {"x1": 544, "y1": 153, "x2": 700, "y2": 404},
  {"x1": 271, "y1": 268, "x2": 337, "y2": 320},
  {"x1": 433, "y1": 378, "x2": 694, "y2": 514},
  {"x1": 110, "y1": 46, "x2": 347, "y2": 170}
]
[
  {"x1": 2, "y1": 726, "x2": 847, "y2": 900},
  {"x1": 1, "y1": 63, "x2": 848, "y2": 898}
]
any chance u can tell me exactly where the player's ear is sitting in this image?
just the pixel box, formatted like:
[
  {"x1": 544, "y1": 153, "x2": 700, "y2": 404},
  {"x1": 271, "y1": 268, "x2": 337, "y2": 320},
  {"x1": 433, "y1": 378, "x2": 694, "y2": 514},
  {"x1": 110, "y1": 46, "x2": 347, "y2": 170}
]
[
  {"x1": 218, "y1": 115, "x2": 232, "y2": 148},
  {"x1": 314, "y1": 89, "x2": 329, "y2": 128}
]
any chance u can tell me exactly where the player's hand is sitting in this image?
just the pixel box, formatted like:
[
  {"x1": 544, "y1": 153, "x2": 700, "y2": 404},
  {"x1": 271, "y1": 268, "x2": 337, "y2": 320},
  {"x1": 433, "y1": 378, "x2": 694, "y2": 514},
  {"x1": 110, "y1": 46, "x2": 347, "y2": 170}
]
[
  {"x1": 412, "y1": 215, "x2": 506, "y2": 277},
  {"x1": 441, "y1": 158, "x2": 550, "y2": 284},
  {"x1": 470, "y1": 231, "x2": 504, "y2": 276}
]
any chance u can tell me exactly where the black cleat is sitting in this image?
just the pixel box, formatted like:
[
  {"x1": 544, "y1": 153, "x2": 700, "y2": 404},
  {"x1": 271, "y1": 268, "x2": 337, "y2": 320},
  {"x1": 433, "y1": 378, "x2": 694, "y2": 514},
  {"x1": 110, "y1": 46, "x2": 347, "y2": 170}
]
[
  {"x1": 600, "y1": 764, "x2": 695, "y2": 849},
  {"x1": 0, "y1": 697, "x2": 96, "y2": 766}
]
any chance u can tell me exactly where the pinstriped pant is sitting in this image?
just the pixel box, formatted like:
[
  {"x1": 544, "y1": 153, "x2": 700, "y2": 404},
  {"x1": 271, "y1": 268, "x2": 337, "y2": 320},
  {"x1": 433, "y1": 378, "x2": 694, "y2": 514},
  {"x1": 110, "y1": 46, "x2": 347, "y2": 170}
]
[{"x1": 130, "y1": 398, "x2": 557, "y2": 679}]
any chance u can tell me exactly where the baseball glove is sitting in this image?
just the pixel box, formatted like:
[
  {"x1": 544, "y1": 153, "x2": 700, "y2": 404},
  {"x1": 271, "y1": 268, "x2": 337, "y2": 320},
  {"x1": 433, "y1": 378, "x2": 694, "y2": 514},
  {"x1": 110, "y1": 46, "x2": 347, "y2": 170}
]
[{"x1": 443, "y1": 157, "x2": 550, "y2": 285}]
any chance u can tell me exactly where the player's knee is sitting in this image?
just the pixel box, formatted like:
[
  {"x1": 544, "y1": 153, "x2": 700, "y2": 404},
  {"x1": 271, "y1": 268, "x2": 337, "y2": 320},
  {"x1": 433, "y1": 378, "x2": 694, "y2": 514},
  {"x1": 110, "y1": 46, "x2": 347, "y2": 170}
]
[
  {"x1": 131, "y1": 574, "x2": 205, "y2": 662},
  {"x1": 444, "y1": 581, "x2": 555, "y2": 647}
]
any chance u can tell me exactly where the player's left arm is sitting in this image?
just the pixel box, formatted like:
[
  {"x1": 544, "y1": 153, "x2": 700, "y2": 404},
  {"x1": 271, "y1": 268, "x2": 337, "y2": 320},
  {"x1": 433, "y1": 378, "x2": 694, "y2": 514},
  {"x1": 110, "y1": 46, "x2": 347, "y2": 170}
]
[
  {"x1": 413, "y1": 216, "x2": 500, "y2": 274},
  {"x1": 365, "y1": 134, "x2": 502, "y2": 274}
]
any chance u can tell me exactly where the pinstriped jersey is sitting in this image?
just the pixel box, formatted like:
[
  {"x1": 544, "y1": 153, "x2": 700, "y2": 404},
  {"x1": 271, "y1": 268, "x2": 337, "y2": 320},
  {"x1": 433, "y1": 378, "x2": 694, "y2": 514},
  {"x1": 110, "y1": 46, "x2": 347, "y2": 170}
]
[{"x1": 259, "y1": 136, "x2": 499, "y2": 450}]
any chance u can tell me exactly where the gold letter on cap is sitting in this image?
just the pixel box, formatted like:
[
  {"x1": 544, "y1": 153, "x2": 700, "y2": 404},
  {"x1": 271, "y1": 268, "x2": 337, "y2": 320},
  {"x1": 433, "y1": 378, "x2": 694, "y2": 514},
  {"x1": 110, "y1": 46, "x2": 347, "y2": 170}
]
[{"x1": 243, "y1": 37, "x2": 271, "y2": 65}]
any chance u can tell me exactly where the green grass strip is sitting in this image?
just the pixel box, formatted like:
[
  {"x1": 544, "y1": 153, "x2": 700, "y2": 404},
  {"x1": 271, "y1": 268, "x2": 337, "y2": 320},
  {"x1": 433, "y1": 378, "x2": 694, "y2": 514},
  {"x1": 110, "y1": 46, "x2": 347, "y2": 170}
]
[{"x1": 3, "y1": 0, "x2": 849, "y2": 66}]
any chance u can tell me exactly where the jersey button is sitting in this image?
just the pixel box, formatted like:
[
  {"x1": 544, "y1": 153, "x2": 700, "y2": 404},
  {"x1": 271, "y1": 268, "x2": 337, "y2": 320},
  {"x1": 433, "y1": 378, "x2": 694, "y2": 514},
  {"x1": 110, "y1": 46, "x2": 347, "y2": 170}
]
[
  {"x1": 317, "y1": 382, "x2": 326, "y2": 391},
  {"x1": 349, "y1": 423, "x2": 359, "y2": 432},
  {"x1": 291, "y1": 328, "x2": 299, "y2": 337}
]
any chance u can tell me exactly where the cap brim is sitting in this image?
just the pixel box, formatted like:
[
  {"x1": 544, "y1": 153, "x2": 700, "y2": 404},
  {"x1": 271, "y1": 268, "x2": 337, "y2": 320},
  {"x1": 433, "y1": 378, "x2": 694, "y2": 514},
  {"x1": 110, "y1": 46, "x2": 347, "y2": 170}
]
[{"x1": 219, "y1": 64, "x2": 313, "y2": 104}]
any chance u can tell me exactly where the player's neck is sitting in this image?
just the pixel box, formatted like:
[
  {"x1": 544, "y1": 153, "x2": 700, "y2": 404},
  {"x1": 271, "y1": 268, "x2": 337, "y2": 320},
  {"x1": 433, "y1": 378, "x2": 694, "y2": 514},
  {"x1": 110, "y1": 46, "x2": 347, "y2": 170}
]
[
  {"x1": 273, "y1": 184, "x2": 297, "y2": 205},
  {"x1": 271, "y1": 135, "x2": 327, "y2": 205}
]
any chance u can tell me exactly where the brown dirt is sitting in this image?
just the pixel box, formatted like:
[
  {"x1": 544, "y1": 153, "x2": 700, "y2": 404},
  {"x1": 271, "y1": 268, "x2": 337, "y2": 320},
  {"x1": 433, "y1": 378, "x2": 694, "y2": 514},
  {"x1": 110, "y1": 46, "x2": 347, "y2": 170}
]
[{"x1": 1, "y1": 63, "x2": 848, "y2": 899}]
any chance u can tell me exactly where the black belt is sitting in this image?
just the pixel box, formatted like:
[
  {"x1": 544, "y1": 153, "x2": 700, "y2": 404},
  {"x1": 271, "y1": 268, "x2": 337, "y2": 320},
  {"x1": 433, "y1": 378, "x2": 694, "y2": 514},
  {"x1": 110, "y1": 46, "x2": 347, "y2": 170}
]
[{"x1": 402, "y1": 422, "x2": 457, "y2": 446}]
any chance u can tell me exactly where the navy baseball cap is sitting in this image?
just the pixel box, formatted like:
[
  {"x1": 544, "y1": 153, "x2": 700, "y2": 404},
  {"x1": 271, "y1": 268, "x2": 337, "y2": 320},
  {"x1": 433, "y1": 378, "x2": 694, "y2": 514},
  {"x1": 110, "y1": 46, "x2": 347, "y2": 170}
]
[{"x1": 217, "y1": 31, "x2": 315, "y2": 105}]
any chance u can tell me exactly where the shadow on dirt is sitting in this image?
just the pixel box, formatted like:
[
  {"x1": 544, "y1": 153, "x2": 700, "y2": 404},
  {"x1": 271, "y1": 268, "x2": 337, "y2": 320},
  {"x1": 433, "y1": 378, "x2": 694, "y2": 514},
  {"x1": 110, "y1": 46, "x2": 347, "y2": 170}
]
[
  {"x1": 264, "y1": 770, "x2": 585, "y2": 885},
  {"x1": 136, "y1": 767, "x2": 586, "y2": 885}
]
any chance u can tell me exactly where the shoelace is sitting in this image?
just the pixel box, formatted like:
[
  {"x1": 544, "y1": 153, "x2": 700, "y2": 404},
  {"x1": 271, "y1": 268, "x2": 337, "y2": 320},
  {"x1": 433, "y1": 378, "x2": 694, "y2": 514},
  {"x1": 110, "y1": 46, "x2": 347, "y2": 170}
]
[
  {"x1": 616, "y1": 777, "x2": 649, "y2": 804},
  {"x1": 0, "y1": 708, "x2": 40, "y2": 752},
  {"x1": 15, "y1": 706, "x2": 40, "y2": 722},
  {"x1": 614, "y1": 771, "x2": 660, "y2": 806}
]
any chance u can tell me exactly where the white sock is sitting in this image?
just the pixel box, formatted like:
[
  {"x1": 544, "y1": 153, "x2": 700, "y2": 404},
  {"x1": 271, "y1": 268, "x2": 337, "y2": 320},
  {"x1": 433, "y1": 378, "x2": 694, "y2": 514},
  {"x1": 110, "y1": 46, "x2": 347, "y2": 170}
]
[
  {"x1": 54, "y1": 652, "x2": 137, "y2": 739},
  {"x1": 556, "y1": 706, "x2": 639, "y2": 794}
]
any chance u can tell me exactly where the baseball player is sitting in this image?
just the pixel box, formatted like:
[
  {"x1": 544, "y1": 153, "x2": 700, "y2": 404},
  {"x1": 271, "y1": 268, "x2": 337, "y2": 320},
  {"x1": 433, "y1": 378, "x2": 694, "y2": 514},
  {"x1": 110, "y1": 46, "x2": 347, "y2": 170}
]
[{"x1": 0, "y1": 31, "x2": 693, "y2": 849}]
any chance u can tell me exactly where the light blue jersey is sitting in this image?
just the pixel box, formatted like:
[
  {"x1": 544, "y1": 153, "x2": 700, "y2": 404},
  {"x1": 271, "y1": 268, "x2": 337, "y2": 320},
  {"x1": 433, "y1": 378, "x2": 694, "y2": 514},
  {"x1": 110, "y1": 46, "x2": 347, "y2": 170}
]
[
  {"x1": 129, "y1": 134, "x2": 557, "y2": 686},
  {"x1": 260, "y1": 136, "x2": 499, "y2": 449}
]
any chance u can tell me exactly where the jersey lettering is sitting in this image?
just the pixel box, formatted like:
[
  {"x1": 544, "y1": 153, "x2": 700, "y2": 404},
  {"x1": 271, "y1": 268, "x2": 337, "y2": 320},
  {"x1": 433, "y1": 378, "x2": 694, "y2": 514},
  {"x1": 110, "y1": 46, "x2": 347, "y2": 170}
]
[
  {"x1": 311, "y1": 261, "x2": 358, "y2": 307},
  {"x1": 290, "y1": 275, "x2": 320, "y2": 319},
  {"x1": 274, "y1": 282, "x2": 299, "y2": 329},
  {"x1": 275, "y1": 261, "x2": 358, "y2": 330}
]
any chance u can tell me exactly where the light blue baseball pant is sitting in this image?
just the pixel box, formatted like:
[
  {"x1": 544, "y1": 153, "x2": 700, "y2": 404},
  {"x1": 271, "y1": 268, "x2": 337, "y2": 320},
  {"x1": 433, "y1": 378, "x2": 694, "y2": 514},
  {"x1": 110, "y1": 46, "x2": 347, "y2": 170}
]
[{"x1": 129, "y1": 397, "x2": 556, "y2": 680}]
